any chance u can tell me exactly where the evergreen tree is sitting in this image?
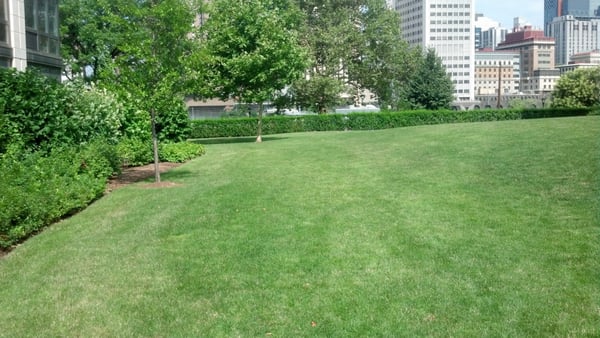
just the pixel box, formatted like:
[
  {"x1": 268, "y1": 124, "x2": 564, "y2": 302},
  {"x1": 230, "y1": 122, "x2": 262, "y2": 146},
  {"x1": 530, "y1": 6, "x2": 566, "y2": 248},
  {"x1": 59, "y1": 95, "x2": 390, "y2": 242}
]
[{"x1": 406, "y1": 48, "x2": 454, "y2": 110}]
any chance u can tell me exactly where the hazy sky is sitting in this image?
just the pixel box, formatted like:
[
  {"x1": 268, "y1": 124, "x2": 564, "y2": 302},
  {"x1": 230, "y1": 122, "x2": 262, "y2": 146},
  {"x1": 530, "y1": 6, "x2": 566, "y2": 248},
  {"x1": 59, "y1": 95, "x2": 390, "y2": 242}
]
[{"x1": 475, "y1": 0, "x2": 544, "y2": 29}]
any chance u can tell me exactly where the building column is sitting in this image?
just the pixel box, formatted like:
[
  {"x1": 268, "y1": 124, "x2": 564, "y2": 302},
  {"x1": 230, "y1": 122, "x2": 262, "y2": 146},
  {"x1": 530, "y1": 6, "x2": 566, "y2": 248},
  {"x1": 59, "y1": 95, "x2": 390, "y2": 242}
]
[{"x1": 8, "y1": 0, "x2": 26, "y2": 70}]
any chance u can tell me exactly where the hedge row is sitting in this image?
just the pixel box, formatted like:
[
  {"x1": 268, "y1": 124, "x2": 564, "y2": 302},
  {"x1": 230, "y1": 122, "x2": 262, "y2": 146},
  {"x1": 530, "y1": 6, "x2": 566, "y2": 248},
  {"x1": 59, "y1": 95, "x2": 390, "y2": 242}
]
[
  {"x1": 0, "y1": 141, "x2": 120, "y2": 249},
  {"x1": 0, "y1": 140, "x2": 206, "y2": 249},
  {"x1": 189, "y1": 107, "x2": 594, "y2": 139}
]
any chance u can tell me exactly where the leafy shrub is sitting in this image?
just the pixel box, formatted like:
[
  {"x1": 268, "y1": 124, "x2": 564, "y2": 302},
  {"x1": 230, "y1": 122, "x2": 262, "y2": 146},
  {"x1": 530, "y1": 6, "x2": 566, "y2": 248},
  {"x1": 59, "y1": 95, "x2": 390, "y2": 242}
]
[
  {"x1": 519, "y1": 107, "x2": 591, "y2": 119},
  {"x1": 68, "y1": 84, "x2": 124, "y2": 145},
  {"x1": 117, "y1": 93, "x2": 152, "y2": 140},
  {"x1": 79, "y1": 139, "x2": 122, "y2": 179},
  {"x1": 116, "y1": 137, "x2": 153, "y2": 167},
  {"x1": 159, "y1": 142, "x2": 206, "y2": 163},
  {"x1": 301, "y1": 114, "x2": 347, "y2": 131},
  {"x1": 154, "y1": 97, "x2": 191, "y2": 142},
  {"x1": 117, "y1": 137, "x2": 206, "y2": 166},
  {"x1": 189, "y1": 118, "x2": 258, "y2": 138},
  {"x1": 0, "y1": 68, "x2": 125, "y2": 153},
  {"x1": 0, "y1": 141, "x2": 118, "y2": 249},
  {"x1": 108, "y1": 89, "x2": 190, "y2": 142},
  {"x1": 189, "y1": 108, "x2": 595, "y2": 139},
  {"x1": 0, "y1": 68, "x2": 69, "y2": 151}
]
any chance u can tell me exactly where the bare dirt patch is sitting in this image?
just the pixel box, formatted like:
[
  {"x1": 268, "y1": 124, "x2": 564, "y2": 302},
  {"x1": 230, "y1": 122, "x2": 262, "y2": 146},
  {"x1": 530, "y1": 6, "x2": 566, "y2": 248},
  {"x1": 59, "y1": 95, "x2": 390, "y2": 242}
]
[{"x1": 106, "y1": 162, "x2": 183, "y2": 192}]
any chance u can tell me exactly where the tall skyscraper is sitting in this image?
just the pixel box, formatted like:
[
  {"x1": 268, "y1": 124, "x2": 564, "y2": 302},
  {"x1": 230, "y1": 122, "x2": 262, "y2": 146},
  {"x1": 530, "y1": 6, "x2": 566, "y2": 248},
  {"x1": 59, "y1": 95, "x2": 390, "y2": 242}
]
[
  {"x1": 545, "y1": 0, "x2": 563, "y2": 33},
  {"x1": 545, "y1": 0, "x2": 600, "y2": 65},
  {"x1": 547, "y1": 15, "x2": 600, "y2": 65},
  {"x1": 562, "y1": 0, "x2": 600, "y2": 17},
  {"x1": 546, "y1": 0, "x2": 600, "y2": 32},
  {"x1": 394, "y1": 0, "x2": 475, "y2": 102}
]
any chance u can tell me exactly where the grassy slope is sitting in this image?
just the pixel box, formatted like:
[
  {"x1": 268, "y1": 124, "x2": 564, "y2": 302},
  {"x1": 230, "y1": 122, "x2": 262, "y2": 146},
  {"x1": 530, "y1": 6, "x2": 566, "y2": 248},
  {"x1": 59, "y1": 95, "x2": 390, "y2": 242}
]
[{"x1": 0, "y1": 117, "x2": 598, "y2": 337}]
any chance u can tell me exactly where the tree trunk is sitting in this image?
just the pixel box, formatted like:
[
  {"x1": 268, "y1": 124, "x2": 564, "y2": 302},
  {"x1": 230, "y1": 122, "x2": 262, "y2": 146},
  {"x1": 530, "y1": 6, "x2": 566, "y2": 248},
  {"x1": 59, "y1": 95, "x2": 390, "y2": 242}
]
[
  {"x1": 256, "y1": 102, "x2": 263, "y2": 143},
  {"x1": 151, "y1": 108, "x2": 161, "y2": 183}
]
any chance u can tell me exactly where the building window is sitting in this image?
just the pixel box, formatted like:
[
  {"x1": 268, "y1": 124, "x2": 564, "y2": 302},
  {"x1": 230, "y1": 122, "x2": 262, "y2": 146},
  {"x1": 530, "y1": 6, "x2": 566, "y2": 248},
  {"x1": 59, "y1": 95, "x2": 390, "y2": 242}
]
[
  {"x1": 25, "y1": 0, "x2": 59, "y2": 55},
  {"x1": 0, "y1": 0, "x2": 8, "y2": 44}
]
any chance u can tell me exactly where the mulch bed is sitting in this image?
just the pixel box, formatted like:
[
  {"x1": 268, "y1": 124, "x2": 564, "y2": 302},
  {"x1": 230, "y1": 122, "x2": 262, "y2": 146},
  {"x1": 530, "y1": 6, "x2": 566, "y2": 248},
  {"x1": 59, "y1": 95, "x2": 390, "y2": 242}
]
[{"x1": 106, "y1": 162, "x2": 182, "y2": 191}]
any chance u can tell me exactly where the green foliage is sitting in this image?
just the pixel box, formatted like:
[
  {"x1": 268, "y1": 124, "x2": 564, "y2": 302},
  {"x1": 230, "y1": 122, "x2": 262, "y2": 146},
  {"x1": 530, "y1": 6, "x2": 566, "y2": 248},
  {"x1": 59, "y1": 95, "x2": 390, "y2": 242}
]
[
  {"x1": 60, "y1": 0, "x2": 127, "y2": 81},
  {"x1": 508, "y1": 98, "x2": 538, "y2": 109},
  {"x1": 295, "y1": 0, "x2": 418, "y2": 109},
  {"x1": 68, "y1": 84, "x2": 124, "y2": 144},
  {"x1": 0, "y1": 68, "x2": 123, "y2": 153},
  {"x1": 189, "y1": 118, "x2": 260, "y2": 138},
  {"x1": 116, "y1": 137, "x2": 206, "y2": 166},
  {"x1": 519, "y1": 107, "x2": 591, "y2": 119},
  {"x1": 346, "y1": 0, "x2": 419, "y2": 108},
  {"x1": 405, "y1": 48, "x2": 455, "y2": 110},
  {"x1": 116, "y1": 137, "x2": 153, "y2": 167},
  {"x1": 0, "y1": 141, "x2": 119, "y2": 249},
  {"x1": 552, "y1": 67, "x2": 600, "y2": 109},
  {"x1": 154, "y1": 96, "x2": 191, "y2": 142},
  {"x1": 118, "y1": 95, "x2": 152, "y2": 140},
  {"x1": 194, "y1": 0, "x2": 307, "y2": 105},
  {"x1": 63, "y1": 0, "x2": 200, "y2": 145},
  {"x1": 189, "y1": 108, "x2": 594, "y2": 138},
  {"x1": 290, "y1": 75, "x2": 345, "y2": 113},
  {"x1": 189, "y1": 0, "x2": 308, "y2": 140},
  {"x1": 159, "y1": 142, "x2": 206, "y2": 163}
]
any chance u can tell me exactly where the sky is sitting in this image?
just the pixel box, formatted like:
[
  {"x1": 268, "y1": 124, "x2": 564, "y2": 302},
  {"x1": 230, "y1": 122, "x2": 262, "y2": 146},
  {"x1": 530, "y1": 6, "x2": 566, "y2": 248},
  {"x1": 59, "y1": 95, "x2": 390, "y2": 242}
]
[{"x1": 475, "y1": 0, "x2": 544, "y2": 29}]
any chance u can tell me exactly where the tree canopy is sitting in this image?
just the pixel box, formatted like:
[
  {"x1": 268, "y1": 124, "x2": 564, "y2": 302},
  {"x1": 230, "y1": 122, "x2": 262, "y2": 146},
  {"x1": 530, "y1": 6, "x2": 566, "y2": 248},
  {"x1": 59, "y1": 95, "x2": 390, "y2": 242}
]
[
  {"x1": 551, "y1": 67, "x2": 600, "y2": 109},
  {"x1": 189, "y1": 0, "x2": 308, "y2": 141},
  {"x1": 293, "y1": 0, "x2": 419, "y2": 111},
  {"x1": 404, "y1": 48, "x2": 454, "y2": 110}
]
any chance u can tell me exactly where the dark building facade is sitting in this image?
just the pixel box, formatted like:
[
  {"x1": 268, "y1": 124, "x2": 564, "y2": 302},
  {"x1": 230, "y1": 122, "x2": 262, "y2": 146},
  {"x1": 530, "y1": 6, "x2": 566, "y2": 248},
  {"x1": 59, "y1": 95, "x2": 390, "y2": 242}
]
[{"x1": 0, "y1": 0, "x2": 62, "y2": 79}]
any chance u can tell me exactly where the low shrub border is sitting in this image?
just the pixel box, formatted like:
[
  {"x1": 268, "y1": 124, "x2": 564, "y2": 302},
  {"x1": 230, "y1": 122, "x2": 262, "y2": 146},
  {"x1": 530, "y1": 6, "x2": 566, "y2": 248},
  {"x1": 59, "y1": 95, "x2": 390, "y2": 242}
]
[
  {"x1": 0, "y1": 141, "x2": 206, "y2": 250},
  {"x1": 0, "y1": 141, "x2": 119, "y2": 249},
  {"x1": 190, "y1": 107, "x2": 593, "y2": 139}
]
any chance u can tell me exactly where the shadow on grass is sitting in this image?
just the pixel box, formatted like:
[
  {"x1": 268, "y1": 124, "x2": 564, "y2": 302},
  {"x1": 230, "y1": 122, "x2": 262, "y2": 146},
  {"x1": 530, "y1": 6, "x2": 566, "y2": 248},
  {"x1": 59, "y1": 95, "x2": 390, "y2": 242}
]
[
  {"x1": 161, "y1": 169, "x2": 197, "y2": 181},
  {"x1": 190, "y1": 136, "x2": 289, "y2": 145}
]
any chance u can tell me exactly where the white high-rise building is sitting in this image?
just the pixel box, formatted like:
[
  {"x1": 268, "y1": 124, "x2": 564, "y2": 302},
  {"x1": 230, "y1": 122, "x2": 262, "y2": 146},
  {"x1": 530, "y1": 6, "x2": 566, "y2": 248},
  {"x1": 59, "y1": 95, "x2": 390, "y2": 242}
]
[
  {"x1": 475, "y1": 14, "x2": 508, "y2": 50},
  {"x1": 394, "y1": 0, "x2": 476, "y2": 101},
  {"x1": 547, "y1": 15, "x2": 600, "y2": 65}
]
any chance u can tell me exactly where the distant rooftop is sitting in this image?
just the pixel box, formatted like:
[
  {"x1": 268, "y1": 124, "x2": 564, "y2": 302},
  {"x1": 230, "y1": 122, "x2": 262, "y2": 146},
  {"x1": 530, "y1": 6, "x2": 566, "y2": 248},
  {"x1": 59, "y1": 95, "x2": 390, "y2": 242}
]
[{"x1": 499, "y1": 26, "x2": 554, "y2": 46}]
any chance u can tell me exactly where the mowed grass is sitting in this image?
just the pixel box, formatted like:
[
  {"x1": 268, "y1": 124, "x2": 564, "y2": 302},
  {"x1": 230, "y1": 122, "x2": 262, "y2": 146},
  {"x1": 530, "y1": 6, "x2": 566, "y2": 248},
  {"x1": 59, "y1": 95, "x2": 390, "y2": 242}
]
[{"x1": 1, "y1": 117, "x2": 599, "y2": 337}]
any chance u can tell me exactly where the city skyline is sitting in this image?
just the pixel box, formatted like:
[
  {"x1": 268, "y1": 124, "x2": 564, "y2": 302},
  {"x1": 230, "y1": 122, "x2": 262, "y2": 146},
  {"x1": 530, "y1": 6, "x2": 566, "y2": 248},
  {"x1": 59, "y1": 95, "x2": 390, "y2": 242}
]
[{"x1": 476, "y1": 0, "x2": 544, "y2": 29}]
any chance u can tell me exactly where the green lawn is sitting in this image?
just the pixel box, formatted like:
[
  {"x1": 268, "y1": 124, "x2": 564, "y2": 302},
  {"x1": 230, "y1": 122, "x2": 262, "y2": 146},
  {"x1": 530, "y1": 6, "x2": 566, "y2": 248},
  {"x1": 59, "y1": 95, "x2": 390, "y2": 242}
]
[{"x1": 1, "y1": 116, "x2": 599, "y2": 337}]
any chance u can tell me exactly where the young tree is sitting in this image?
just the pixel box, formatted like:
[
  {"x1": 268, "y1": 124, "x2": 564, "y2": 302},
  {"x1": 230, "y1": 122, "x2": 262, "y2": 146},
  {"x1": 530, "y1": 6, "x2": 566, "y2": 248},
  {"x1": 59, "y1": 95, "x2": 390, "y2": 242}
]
[
  {"x1": 552, "y1": 67, "x2": 600, "y2": 108},
  {"x1": 190, "y1": 0, "x2": 308, "y2": 142},
  {"x1": 98, "y1": 0, "x2": 201, "y2": 182},
  {"x1": 405, "y1": 48, "x2": 454, "y2": 110}
]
